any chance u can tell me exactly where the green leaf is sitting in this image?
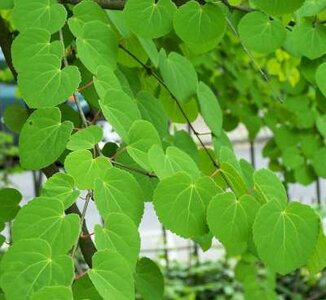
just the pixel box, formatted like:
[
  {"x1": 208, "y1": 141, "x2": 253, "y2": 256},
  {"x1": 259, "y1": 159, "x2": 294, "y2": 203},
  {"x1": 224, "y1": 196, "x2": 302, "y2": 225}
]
[
  {"x1": 0, "y1": 188, "x2": 22, "y2": 223},
  {"x1": 307, "y1": 229, "x2": 326, "y2": 275},
  {"x1": 159, "y1": 51, "x2": 198, "y2": 103},
  {"x1": 31, "y1": 286, "x2": 73, "y2": 300},
  {"x1": 88, "y1": 249, "x2": 135, "y2": 300},
  {"x1": 68, "y1": 0, "x2": 109, "y2": 38},
  {"x1": 94, "y1": 66, "x2": 121, "y2": 99},
  {"x1": 173, "y1": 1, "x2": 226, "y2": 45},
  {"x1": 124, "y1": 0, "x2": 176, "y2": 38},
  {"x1": 19, "y1": 108, "x2": 73, "y2": 170},
  {"x1": 11, "y1": 28, "x2": 63, "y2": 73},
  {"x1": 67, "y1": 125, "x2": 103, "y2": 151},
  {"x1": 238, "y1": 12, "x2": 286, "y2": 54},
  {"x1": 42, "y1": 173, "x2": 79, "y2": 209},
  {"x1": 127, "y1": 120, "x2": 162, "y2": 171},
  {"x1": 219, "y1": 147, "x2": 248, "y2": 196},
  {"x1": 136, "y1": 91, "x2": 168, "y2": 139},
  {"x1": 153, "y1": 172, "x2": 219, "y2": 238},
  {"x1": 64, "y1": 150, "x2": 112, "y2": 190},
  {"x1": 281, "y1": 147, "x2": 304, "y2": 169},
  {"x1": 316, "y1": 114, "x2": 326, "y2": 138},
  {"x1": 18, "y1": 54, "x2": 81, "y2": 108},
  {"x1": 253, "y1": 169, "x2": 288, "y2": 206},
  {"x1": 0, "y1": 239, "x2": 74, "y2": 300},
  {"x1": 12, "y1": 197, "x2": 80, "y2": 255},
  {"x1": 72, "y1": 275, "x2": 101, "y2": 300},
  {"x1": 312, "y1": 148, "x2": 326, "y2": 178},
  {"x1": 148, "y1": 145, "x2": 201, "y2": 179},
  {"x1": 0, "y1": 0, "x2": 13, "y2": 10},
  {"x1": 3, "y1": 104, "x2": 29, "y2": 133},
  {"x1": 100, "y1": 90, "x2": 141, "y2": 142},
  {"x1": 171, "y1": 130, "x2": 199, "y2": 163},
  {"x1": 12, "y1": 0, "x2": 67, "y2": 34},
  {"x1": 115, "y1": 150, "x2": 158, "y2": 201},
  {"x1": 197, "y1": 82, "x2": 223, "y2": 137},
  {"x1": 207, "y1": 192, "x2": 259, "y2": 246},
  {"x1": 76, "y1": 21, "x2": 118, "y2": 74},
  {"x1": 138, "y1": 38, "x2": 160, "y2": 67},
  {"x1": 135, "y1": 257, "x2": 164, "y2": 300},
  {"x1": 250, "y1": 0, "x2": 305, "y2": 15},
  {"x1": 297, "y1": 0, "x2": 326, "y2": 17},
  {"x1": 253, "y1": 201, "x2": 319, "y2": 274},
  {"x1": 316, "y1": 62, "x2": 326, "y2": 98},
  {"x1": 94, "y1": 213, "x2": 140, "y2": 270},
  {"x1": 288, "y1": 22, "x2": 326, "y2": 59},
  {"x1": 94, "y1": 167, "x2": 144, "y2": 226}
]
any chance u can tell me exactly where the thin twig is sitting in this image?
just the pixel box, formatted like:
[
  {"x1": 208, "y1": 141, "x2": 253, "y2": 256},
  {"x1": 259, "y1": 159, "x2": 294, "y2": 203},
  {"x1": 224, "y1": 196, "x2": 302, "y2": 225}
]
[
  {"x1": 77, "y1": 80, "x2": 94, "y2": 92},
  {"x1": 71, "y1": 192, "x2": 92, "y2": 258},
  {"x1": 226, "y1": 17, "x2": 284, "y2": 104},
  {"x1": 111, "y1": 160, "x2": 157, "y2": 178}
]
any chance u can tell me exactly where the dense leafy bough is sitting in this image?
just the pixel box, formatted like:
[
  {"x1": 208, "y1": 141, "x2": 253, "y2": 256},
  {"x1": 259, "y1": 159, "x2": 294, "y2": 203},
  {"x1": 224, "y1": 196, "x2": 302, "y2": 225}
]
[{"x1": 0, "y1": 0, "x2": 326, "y2": 299}]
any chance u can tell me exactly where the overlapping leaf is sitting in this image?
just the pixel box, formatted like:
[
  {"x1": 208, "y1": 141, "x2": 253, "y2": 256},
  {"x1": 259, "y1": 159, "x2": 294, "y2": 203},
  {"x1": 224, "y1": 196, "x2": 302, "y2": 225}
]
[
  {"x1": 94, "y1": 167, "x2": 144, "y2": 226},
  {"x1": 0, "y1": 188, "x2": 22, "y2": 223},
  {"x1": 148, "y1": 145, "x2": 201, "y2": 179},
  {"x1": 153, "y1": 172, "x2": 219, "y2": 238},
  {"x1": 95, "y1": 213, "x2": 140, "y2": 270},
  {"x1": 12, "y1": 197, "x2": 80, "y2": 255},
  {"x1": 88, "y1": 249, "x2": 135, "y2": 300},
  {"x1": 250, "y1": 0, "x2": 305, "y2": 15},
  {"x1": 19, "y1": 108, "x2": 73, "y2": 170},
  {"x1": 12, "y1": 0, "x2": 67, "y2": 34},
  {"x1": 0, "y1": 239, "x2": 74, "y2": 300},
  {"x1": 207, "y1": 192, "x2": 260, "y2": 250},
  {"x1": 124, "y1": 0, "x2": 176, "y2": 38},
  {"x1": 76, "y1": 21, "x2": 118, "y2": 74},
  {"x1": 127, "y1": 120, "x2": 161, "y2": 171},
  {"x1": 238, "y1": 12, "x2": 286, "y2": 54},
  {"x1": 65, "y1": 150, "x2": 112, "y2": 189},
  {"x1": 135, "y1": 257, "x2": 164, "y2": 300},
  {"x1": 174, "y1": 1, "x2": 226, "y2": 46},
  {"x1": 67, "y1": 125, "x2": 103, "y2": 151},
  {"x1": 253, "y1": 201, "x2": 319, "y2": 274},
  {"x1": 99, "y1": 90, "x2": 141, "y2": 142},
  {"x1": 41, "y1": 173, "x2": 79, "y2": 209}
]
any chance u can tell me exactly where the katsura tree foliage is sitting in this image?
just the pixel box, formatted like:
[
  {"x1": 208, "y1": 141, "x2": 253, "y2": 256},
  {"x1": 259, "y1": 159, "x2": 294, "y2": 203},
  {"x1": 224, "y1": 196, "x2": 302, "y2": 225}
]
[{"x1": 0, "y1": 0, "x2": 326, "y2": 299}]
